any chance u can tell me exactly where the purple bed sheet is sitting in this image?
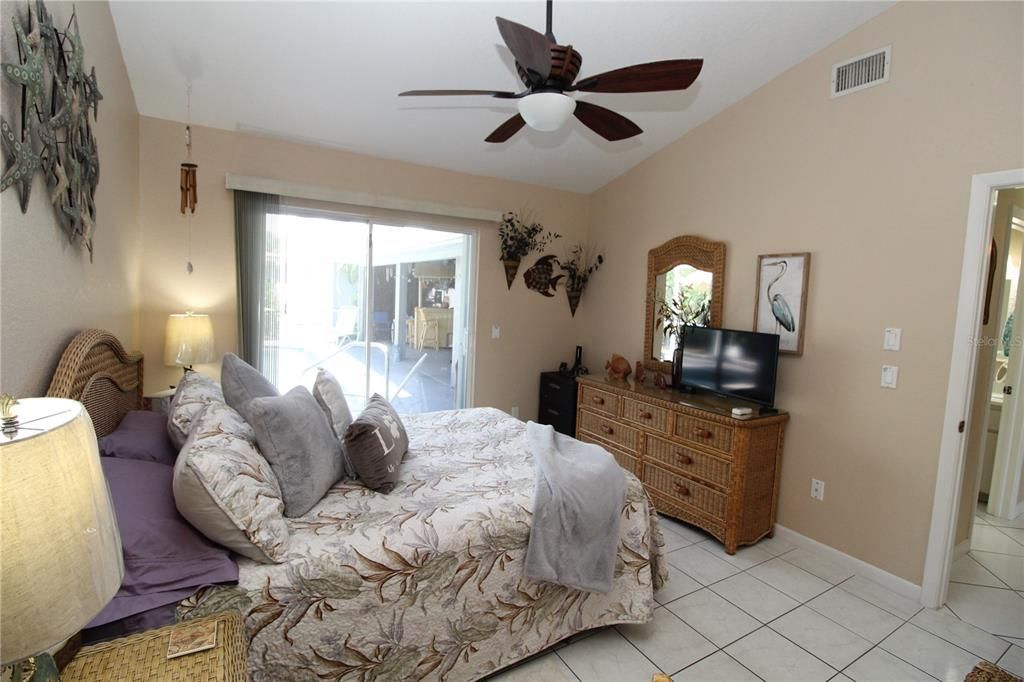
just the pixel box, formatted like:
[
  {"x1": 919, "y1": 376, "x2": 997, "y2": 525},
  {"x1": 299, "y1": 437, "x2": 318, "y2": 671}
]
[{"x1": 86, "y1": 457, "x2": 237, "y2": 632}]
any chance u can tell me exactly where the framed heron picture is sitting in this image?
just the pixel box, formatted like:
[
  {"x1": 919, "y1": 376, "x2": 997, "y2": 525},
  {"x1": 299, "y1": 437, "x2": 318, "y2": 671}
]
[{"x1": 754, "y1": 252, "x2": 811, "y2": 355}]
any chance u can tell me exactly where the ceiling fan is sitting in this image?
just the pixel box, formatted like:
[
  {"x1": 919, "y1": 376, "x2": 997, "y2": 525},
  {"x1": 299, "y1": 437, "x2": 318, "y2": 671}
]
[{"x1": 399, "y1": 0, "x2": 703, "y2": 143}]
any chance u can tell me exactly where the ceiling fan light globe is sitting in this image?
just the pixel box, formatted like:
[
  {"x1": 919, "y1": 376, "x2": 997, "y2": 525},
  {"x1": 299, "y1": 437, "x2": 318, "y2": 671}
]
[{"x1": 517, "y1": 93, "x2": 576, "y2": 132}]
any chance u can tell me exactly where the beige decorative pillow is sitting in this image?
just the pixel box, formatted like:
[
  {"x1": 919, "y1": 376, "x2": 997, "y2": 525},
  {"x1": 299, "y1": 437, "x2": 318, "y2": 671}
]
[
  {"x1": 166, "y1": 371, "x2": 225, "y2": 449},
  {"x1": 344, "y1": 394, "x2": 409, "y2": 493},
  {"x1": 172, "y1": 402, "x2": 289, "y2": 563}
]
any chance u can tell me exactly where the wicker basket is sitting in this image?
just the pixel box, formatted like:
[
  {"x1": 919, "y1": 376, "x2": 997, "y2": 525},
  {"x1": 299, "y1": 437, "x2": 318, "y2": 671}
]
[{"x1": 60, "y1": 612, "x2": 247, "y2": 682}]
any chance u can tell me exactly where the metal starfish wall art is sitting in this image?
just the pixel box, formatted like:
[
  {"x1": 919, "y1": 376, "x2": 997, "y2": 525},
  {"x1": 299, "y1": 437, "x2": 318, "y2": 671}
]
[{"x1": 1, "y1": 0, "x2": 103, "y2": 259}]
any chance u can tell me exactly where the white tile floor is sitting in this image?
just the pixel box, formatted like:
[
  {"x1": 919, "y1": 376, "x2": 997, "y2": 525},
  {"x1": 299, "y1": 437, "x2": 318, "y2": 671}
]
[
  {"x1": 945, "y1": 506, "x2": 1024, "y2": 642},
  {"x1": 489, "y1": 512, "x2": 1024, "y2": 681}
]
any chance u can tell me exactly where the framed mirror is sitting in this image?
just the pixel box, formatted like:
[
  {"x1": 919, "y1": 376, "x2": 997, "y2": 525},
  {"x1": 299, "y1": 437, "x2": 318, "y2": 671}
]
[{"x1": 644, "y1": 235, "x2": 726, "y2": 375}]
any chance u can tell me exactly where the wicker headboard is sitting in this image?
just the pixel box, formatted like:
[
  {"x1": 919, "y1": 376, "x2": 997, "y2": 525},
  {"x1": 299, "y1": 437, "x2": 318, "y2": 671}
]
[{"x1": 46, "y1": 329, "x2": 144, "y2": 437}]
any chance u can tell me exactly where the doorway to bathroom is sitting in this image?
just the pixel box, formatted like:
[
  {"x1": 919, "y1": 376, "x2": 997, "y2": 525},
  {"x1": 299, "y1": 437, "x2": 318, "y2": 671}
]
[{"x1": 940, "y1": 184, "x2": 1024, "y2": 635}]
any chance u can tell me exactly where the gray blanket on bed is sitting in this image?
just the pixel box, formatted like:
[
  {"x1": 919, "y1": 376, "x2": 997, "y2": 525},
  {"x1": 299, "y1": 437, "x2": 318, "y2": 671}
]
[{"x1": 524, "y1": 421, "x2": 626, "y2": 593}]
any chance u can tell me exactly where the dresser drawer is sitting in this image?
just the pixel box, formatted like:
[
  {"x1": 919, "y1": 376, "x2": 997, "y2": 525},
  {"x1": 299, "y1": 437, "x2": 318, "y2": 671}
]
[
  {"x1": 621, "y1": 397, "x2": 669, "y2": 433},
  {"x1": 580, "y1": 385, "x2": 619, "y2": 416},
  {"x1": 674, "y1": 414, "x2": 734, "y2": 453},
  {"x1": 643, "y1": 462, "x2": 727, "y2": 521},
  {"x1": 646, "y1": 435, "x2": 731, "y2": 487},
  {"x1": 578, "y1": 432, "x2": 641, "y2": 477},
  {"x1": 578, "y1": 410, "x2": 638, "y2": 452}
]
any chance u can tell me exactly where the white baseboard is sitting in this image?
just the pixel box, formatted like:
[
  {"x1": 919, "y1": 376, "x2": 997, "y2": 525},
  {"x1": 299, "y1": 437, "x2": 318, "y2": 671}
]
[
  {"x1": 954, "y1": 538, "x2": 972, "y2": 561},
  {"x1": 774, "y1": 524, "x2": 923, "y2": 604}
]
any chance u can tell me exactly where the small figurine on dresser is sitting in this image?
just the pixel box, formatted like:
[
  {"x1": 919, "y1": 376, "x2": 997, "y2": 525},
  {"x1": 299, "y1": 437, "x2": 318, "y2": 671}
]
[
  {"x1": 634, "y1": 361, "x2": 646, "y2": 385},
  {"x1": 605, "y1": 354, "x2": 632, "y2": 381},
  {"x1": 654, "y1": 372, "x2": 668, "y2": 389}
]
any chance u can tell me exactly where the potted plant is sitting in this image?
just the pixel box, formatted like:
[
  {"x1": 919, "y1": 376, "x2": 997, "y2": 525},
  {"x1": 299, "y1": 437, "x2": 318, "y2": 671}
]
[
  {"x1": 559, "y1": 243, "x2": 604, "y2": 316},
  {"x1": 498, "y1": 211, "x2": 560, "y2": 289},
  {"x1": 656, "y1": 285, "x2": 711, "y2": 387}
]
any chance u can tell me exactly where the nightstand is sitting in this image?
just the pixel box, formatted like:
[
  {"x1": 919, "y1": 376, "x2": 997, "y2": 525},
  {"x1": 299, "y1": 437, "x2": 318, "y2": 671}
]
[
  {"x1": 537, "y1": 371, "x2": 578, "y2": 436},
  {"x1": 143, "y1": 388, "x2": 176, "y2": 415},
  {"x1": 60, "y1": 612, "x2": 247, "y2": 681}
]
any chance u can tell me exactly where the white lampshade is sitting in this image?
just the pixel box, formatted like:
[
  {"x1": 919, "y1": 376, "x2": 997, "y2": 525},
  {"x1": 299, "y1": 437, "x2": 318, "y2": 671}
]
[
  {"x1": 164, "y1": 312, "x2": 215, "y2": 367},
  {"x1": 517, "y1": 92, "x2": 577, "y2": 132},
  {"x1": 0, "y1": 398, "x2": 123, "y2": 665}
]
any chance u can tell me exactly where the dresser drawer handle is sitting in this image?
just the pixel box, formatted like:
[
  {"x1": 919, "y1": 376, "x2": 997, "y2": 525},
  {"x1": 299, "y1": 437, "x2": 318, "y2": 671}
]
[
  {"x1": 673, "y1": 481, "x2": 691, "y2": 497},
  {"x1": 639, "y1": 410, "x2": 653, "y2": 419},
  {"x1": 592, "y1": 396, "x2": 605, "y2": 405},
  {"x1": 600, "y1": 424, "x2": 614, "y2": 435},
  {"x1": 676, "y1": 453, "x2": 694, "y2": 466},
  {"x1": 692, "y1": 427, "x2": 713, "y2": 439},
  {"x1": 546, "y1": 383, "x2": 562, "y2": 391},
  {"x1": 546, "y1": 408, "x2": 561, "y2": 416}
]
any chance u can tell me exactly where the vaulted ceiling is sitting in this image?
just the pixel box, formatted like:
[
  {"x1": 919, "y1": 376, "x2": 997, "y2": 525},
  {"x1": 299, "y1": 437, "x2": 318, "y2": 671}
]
[{"x1": 110, "y1": 1, "x2": 890, "y2": 193}]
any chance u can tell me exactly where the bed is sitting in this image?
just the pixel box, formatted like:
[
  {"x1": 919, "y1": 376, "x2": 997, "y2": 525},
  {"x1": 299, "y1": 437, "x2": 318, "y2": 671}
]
[{"x1": 48, "y1": 330, "x2": 668, "y2": 681}]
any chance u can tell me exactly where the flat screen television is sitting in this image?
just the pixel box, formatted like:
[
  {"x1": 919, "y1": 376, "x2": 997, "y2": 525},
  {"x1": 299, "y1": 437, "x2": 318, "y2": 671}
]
[{"x1": 680, "y1": 326, "x2": 781, "y2": 407}]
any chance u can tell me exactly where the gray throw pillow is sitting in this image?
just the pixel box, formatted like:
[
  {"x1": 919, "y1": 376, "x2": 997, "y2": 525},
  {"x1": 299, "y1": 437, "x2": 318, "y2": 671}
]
[
  {"x1": 221, "y1": 353, "x2": 278, "y2": 418},
  {"x1": 312, "y1": 369, "x2": 355, "y2": 479},
  {"x1": 246, "y1": 386, "x2": 345, "y2": 517},
  {"x1": 344, "y1": 394, "x2": 409, "y2": 493}
]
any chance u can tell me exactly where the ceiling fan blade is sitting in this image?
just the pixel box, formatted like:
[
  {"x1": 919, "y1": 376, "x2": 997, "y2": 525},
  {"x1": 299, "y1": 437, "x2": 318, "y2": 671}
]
[
  {"x1": 485, "y1": 114, "x2": 527, "y2": 143},
  {"x1": 399, "y1": 89, "x2": 521, "y2": 99},
  {"x1": 573, "y1": 101, "x2": 642, "y2": 141},
  {"x1": 573, "y1": 59, "x2": 703, "y2": 93},
  {"x1": 496, "y1": 17, "x2": 552, "y2": 83}
]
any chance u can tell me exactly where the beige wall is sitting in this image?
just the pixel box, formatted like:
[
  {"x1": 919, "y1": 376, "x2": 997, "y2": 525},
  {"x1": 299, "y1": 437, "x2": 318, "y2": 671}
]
[
  {"x1": 956, "y1": 187, "x2": 1024, "y2": 541},
  {"x1": 581, "y1": 2, "x2": 1024, "y2": 583},
  {"x1": 138, "y1": 117, "x2": 590, "y2": 418},
  {"x1": 0, "y1": 1, "x2": 140, "y2": 397}
]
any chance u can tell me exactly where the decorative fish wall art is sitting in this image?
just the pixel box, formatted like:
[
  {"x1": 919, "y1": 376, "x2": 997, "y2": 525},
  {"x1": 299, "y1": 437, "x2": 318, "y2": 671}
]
[{"x1": 523, "y1": 255, "x2": 563, "y2": 297}]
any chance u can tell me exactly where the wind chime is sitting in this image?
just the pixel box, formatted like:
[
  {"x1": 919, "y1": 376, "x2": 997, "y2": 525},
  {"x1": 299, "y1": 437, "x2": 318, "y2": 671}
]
[{"x1": 180, "y1": 86, "x2": 198, "y2": 214}]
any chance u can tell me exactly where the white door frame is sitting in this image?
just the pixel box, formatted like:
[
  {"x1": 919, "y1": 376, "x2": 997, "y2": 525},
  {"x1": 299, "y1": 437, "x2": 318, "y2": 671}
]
[
  {"x1": 988, "y1": 207, "x2": 1024, "y2": 519},
  {"x1": 921, "y1": 168, "x2": 1024, "y2": 609}
]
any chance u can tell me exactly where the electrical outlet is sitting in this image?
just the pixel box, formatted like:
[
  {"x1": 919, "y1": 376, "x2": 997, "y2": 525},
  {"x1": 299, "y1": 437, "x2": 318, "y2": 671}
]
[
  {"x1": 811, "y1": 478, "x2": 825, "y2": 501},
  {"x1": 510, "y1": 406, "x2": 520, "y2": 419}
]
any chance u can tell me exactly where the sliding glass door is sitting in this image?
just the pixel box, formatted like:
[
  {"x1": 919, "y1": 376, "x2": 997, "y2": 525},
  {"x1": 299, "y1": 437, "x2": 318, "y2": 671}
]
[{"x1": 261, "y1": 210, "x2": 473, "y2": 415}]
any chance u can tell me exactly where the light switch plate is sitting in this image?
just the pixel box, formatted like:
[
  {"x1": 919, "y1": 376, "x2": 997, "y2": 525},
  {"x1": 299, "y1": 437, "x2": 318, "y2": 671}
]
[
  {"x1": 884, "y1": 328, "x2": 902, "y2": 351},
  {"x1": 881, "y1": 365, "x2": 899, "y2": 389},
  {"x1": 491, "y1": 325, "x2": 501, "y2": 339}
]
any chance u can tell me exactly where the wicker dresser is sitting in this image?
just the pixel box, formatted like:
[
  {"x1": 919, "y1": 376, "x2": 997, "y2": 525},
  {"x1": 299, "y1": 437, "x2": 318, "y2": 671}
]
[{"x1": 575, "y1": 375, "x2": 788, "y2": 554}]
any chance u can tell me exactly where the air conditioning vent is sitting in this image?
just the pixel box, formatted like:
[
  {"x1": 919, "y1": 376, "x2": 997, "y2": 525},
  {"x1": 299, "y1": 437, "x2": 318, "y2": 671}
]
[{"x1": 831, "y1": 46, "x2": 891, "y2": 98}]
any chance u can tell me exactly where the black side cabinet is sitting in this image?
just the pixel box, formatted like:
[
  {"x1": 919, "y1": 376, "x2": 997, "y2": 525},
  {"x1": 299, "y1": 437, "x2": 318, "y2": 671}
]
[{"x1": 537, "y1": 371, "x2": 578, "y2": 436}]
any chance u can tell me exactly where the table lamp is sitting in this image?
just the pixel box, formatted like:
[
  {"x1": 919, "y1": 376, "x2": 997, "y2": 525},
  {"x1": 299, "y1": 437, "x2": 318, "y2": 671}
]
[
  {"x1": 164, "y1": 311, "x2": 214, "y2": 372},
  {"x1": 1, "y1": 398, "x2": 124, "y2": 680}
]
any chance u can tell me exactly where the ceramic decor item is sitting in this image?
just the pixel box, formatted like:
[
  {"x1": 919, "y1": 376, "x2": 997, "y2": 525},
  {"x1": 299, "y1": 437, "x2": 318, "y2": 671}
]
[
  {"x1": 605, "y1": 354, "x2": 631, "y2": 381},
  {"x1": 634, "y1": 361, "x2": 645, "y2": 385}
]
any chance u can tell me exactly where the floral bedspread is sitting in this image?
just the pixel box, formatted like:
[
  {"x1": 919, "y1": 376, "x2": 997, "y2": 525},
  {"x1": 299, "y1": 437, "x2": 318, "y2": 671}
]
[{"x1": 179, "y1": 408, "x2": 668, "y2": 681}]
